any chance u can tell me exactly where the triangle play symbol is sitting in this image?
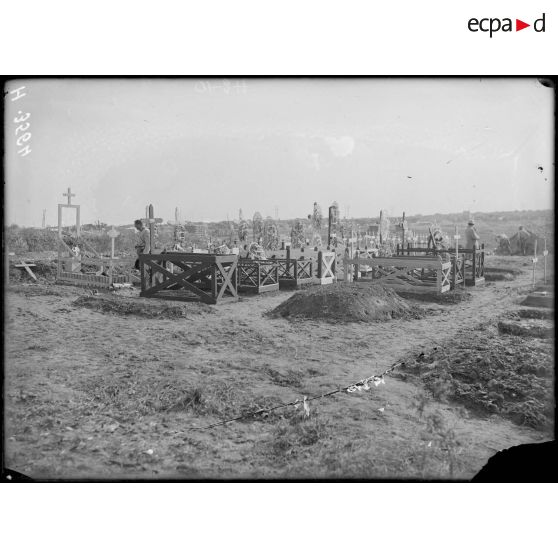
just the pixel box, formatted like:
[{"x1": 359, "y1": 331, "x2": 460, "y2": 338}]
[{"x1": 516, "y1": 19, "x2": 530, "y2": 31}]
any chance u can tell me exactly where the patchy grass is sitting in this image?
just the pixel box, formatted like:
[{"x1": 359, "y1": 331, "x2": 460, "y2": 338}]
[
  {"x1": 267, "y1": 413, "x2": 332, "y2": 459},
  {"x1": 261, "y1": 364, "x2": 304, "y2": 388}
]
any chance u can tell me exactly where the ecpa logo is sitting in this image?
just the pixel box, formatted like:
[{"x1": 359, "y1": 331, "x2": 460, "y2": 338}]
[{"x1": 468, "y1": 13, "x2": 546, "y2": 37}]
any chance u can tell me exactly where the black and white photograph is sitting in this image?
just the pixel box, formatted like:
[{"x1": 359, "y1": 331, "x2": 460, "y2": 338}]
[{"x1": 3, "y1": 77, "x2": 555, "y2": 481}]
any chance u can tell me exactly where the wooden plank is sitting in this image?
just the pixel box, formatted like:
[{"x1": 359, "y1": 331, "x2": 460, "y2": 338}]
[
  {"x1": 345, "y1": 257, "x2": 443, "y2": 269},
  {"x1": 215, "y1": 260, "x2": 238, "y2": 301},
  {"x1": 138, "y1": 253, "x2": 239, "y2": 304},
  {"x1": 141, "y1": 261, "x2": 212, "y2": 299},
  {"x1": 15, "y1": 261, "x2": 38, "y2": 281}
]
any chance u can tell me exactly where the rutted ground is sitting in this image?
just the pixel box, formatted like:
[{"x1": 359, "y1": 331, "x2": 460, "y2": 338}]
[{"x1": 4, "y1": 256, "x2": 554, "y2": 479}]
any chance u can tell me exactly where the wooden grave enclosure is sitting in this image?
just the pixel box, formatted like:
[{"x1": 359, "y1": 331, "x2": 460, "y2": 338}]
[
  {"x1": 344, "y1": 254, "x2": 452, "y2": 293},
  {"x1": 451, "y1": 255, "x2": 465, "y2": 289},
  {"x1": 265, "y1": 247, "x2": 337, "y2": 285},
  {"x1": 139, "y1": 252, "x2": 239, "y2": 304},
  {"x1": 55, "y1": 189, "x2": 130, "y2": 289},
  {"x1": 237, "y1": 259, "x2": 279, "y2": 293},
  {"x1": 396, "y1": 243, "x2": 485, "y2": 286},
  {"x1": 275, "y1": 258, "x2": 314, "y2": 288}
]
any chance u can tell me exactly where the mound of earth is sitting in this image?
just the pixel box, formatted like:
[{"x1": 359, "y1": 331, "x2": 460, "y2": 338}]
[
  {"x1": 8, "y1": 259, "x2": 58, "y2": 282},
  {"x1": 72, "y1": 293, "x2": 214, "y2": 319},
  {"x1": 484, "y1": 267, "x2": 523, "y2": 281},
  {"x1": 498, "y1": 320, "x2": 554, "y2": 339},
  {"x1": 517, "y1": 308, "x2": 554, "y2": 320},
  {"x1": 268, "y1": 282, "x2": 423, "y2": 322},
  {"x1": 484, "y1": 266, "x2": 523, "y2": 277},
  {"x1": 397, "y1": 289, "x2": 472, "y2": 305},
  {"x1": 398, "y1": 327, "x2": 554, "y2": 430}
]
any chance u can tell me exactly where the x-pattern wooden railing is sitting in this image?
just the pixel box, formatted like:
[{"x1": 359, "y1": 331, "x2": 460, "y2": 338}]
[
  {"x1": 139, "y1": 253, "x2": 238, "y2": 304},
  {"x1": 237, "y1": 260, "x2": 279, "y2": 292}
]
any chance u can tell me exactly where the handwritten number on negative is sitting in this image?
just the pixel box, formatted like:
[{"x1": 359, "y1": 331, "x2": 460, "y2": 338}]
[
  {"x1": 15, "y1": 122, "x2": 30, "y2": 134},
  {"x1": 14, "y1": 112, "x2": 31, "y2": 123},
  {"x1": 16, "y1": 132, "x2": 31, "y2": 146}
]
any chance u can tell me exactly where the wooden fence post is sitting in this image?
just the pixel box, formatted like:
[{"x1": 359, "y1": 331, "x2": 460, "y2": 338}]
[
  {"x1": 472, "y1": 245, "x2": 477, "y2": 285},
  {"x1": 140, "y1": 257, "x2": 146, "y2": 291}
]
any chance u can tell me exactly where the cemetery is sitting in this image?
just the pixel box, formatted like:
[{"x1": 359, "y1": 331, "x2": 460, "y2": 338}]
[{"x1": 4, "y1": 191, "x2": 554, "y2": 480}]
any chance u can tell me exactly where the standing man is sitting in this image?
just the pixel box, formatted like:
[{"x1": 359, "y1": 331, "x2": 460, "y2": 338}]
[
  {"x1": 134, "y1": 219, "x2": 150, "y2": 270},
  {"x1": 465, "y1": 219, "x2": 480, "y2": 251}
]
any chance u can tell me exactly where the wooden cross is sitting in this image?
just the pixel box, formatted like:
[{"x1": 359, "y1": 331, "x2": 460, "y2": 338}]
[
  {"x1": 141, "y1": 204, "x2": 163, "y2": 252},
  {"x1": 107, "y1": 226, "x2": 120, "y2": 259},
  {"x1": 107, "y1": 226, "x2": 120, "y2": 284},
  {"x1": 63, "y1": 187, "x2": 75, "y2": 206},
  {"x1": 453, "y1": 225, "x2": 461, "y2": 259},
  {"x1": 15, "y1": 261, "x2": 37, "y2": 281}
]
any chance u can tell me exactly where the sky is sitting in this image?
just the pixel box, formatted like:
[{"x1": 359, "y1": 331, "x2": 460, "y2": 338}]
[{"x1": 4, "y1": 78, "x2": 554, "y2": 227}]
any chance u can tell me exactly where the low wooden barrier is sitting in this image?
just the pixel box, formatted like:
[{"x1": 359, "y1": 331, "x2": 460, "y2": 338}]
[
  {"x1": 57, "y1": 270, "x2": 130, "y2": 288},
  {"x1": 344, "y1": 255, "x2": 452, "y2": 293},
  {"x1": 237, "y1": 259, "x2": 279, "y2": 293},
  {"x1": 266, "y1": 248, "x2": 337, "y2": 285},
  {"x1": 275, "y1": 258, "x2": 314, "y2": 288},
  {"x1": 465, "y1": 245, "x2": 485, "y2": 286},
  {"x1": 396, "y1": 244, "x2": 484, "y2": 286},
  {"x1": 139, "y1": 252, "x2": 238, "y2": 304},
  {"x1": 452, "y1": 255, "x2": 465, "y2": 289},
  {"x1": 316, "y1": 251, "x2": 336, "y2": 284}
]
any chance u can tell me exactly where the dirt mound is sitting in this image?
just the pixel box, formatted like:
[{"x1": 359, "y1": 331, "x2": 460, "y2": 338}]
[
  {"x1": 8, "y1": 259, "x2": 58, "y2": 282},
  {"x1": 484, "y1": 266, "x2": 523, "y2": 277},
  {"x1": 498, "y1": 320, "x2": 554, "y2": 339},
  {"x1": 268, "y1": 282, "x2": 423, "y2": 322},
  {"x1": 517, "y1": 308, "x2": 554, "y2": 320},
  {"x1": 397, "y1": 289, "x2": 472, "y2": 305},
  {"x1": 72, "y1": 294, "x2": 214, "y2": 319},
  {"x1": 398, "y1": 328, "x2": 554, "y2": 430},
  {"x1": 484, "y1": 266, "x2": 523, "y2": 281}
]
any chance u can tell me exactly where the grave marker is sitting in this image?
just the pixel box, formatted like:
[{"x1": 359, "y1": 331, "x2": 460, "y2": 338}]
[
  {"x1": 453, "y1": 225, "x2": 460, "y2": 259},
  {"x1": 141, "y1": 204, "x2": 163, "y2": 252},
  {"x1": 107, "y1": 226, "x2": 120, "y2": 285},
  {"x1": 15, "y1": 261, "x2": 37, "y2": 281}
]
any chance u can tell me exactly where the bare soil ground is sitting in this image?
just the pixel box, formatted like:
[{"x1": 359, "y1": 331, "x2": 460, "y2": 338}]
[{"x1": 4, "y1": 255, "x2": 554, "y2": 479}]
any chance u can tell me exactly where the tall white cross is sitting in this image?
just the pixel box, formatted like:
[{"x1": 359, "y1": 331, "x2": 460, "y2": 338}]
[
  {"x1": 107, "y1": 226, "x2": 120, "y2": 259},
  {"x1": 107, "y1": 226, "x2": 120, "y2": 284},
  {"x1": 63, "y1": 187, "x2": 75, "y2": 206},
  {"x1": 453, "y1": 225, "x2": 460, "y2": 259}
]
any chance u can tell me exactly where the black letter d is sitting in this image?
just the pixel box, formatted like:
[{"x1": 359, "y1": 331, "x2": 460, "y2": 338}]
[{"x1": 534, "y1": 13, "x2": 545, "y2": 32}]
